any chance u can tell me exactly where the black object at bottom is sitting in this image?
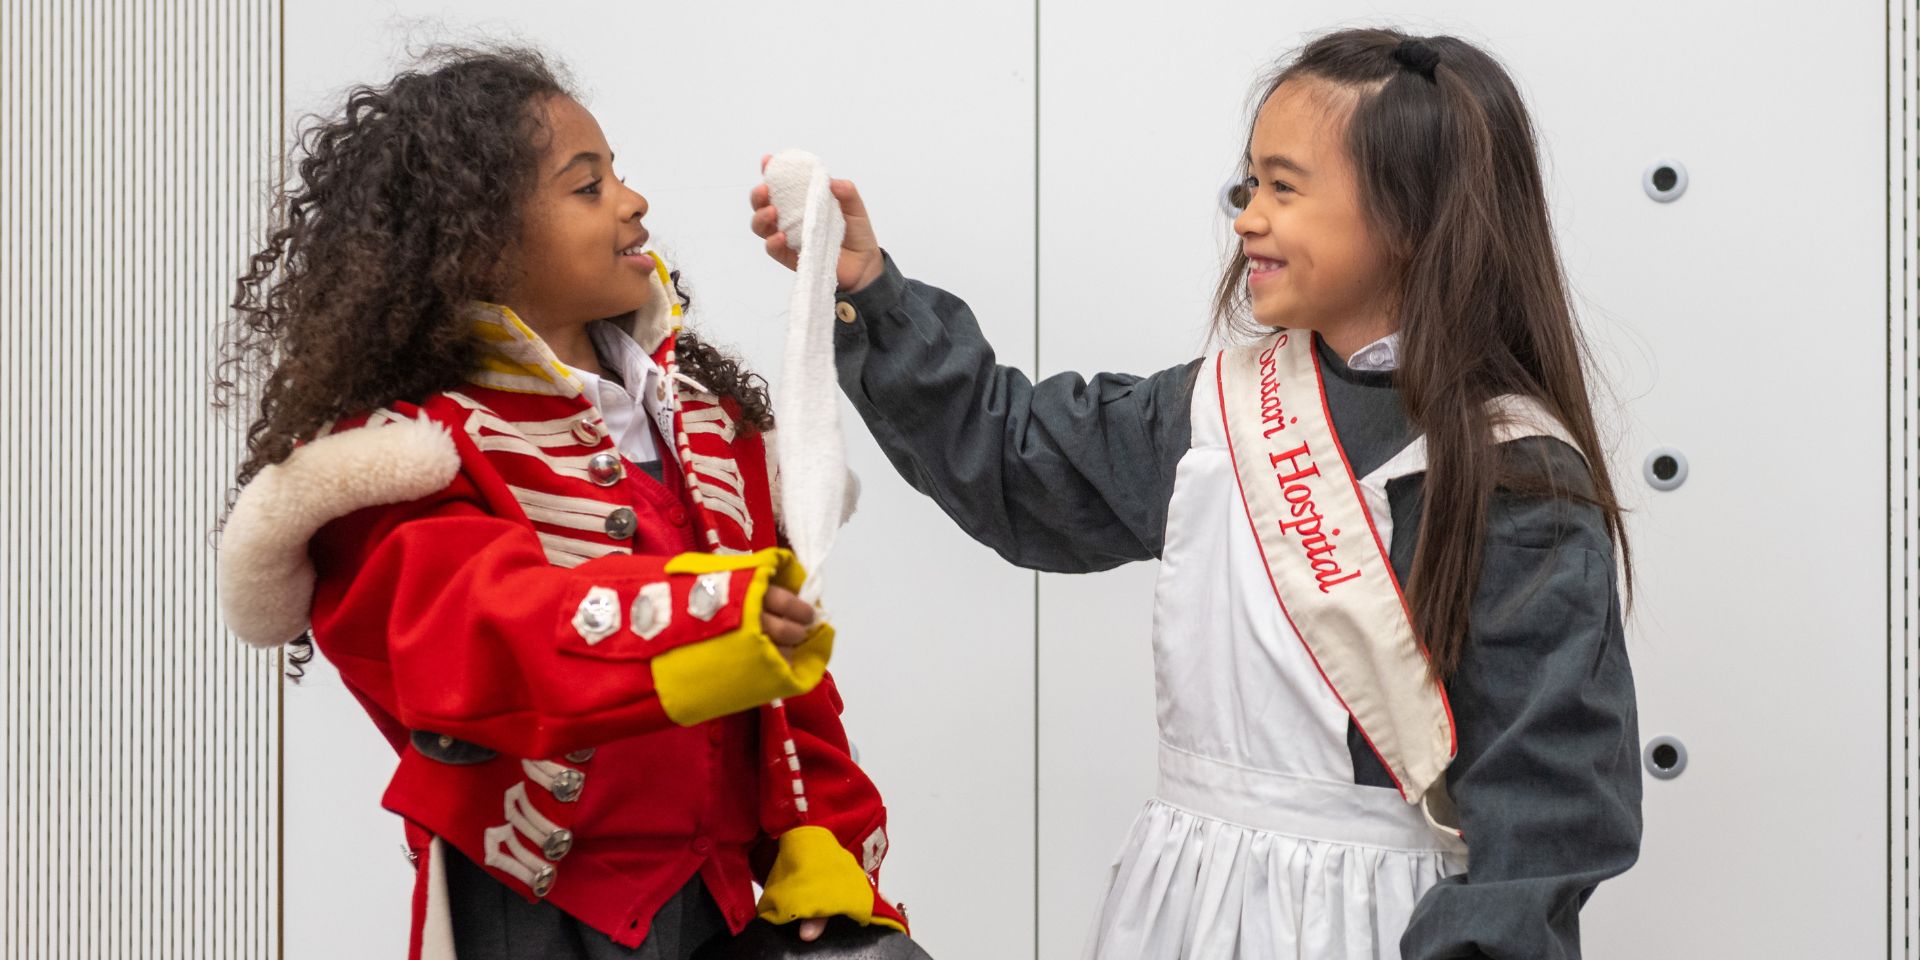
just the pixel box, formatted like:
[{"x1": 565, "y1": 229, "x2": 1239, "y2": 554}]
[{"x1": 694, "y1": 918, "x2": 934, "y2": 960}]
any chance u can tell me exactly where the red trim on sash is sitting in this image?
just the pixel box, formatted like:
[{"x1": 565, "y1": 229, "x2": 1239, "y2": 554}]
[{"x1": 1303, "y1": 344, "x2": 1457, "y2": 759}]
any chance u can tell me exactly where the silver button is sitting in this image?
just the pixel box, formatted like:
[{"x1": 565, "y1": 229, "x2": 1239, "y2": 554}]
[
  {"x1": 688, "y1": 573, "x2": 727, "y2": 621},
  {"x1": 604, "y1": 507, "x2": 637, "y2": 540},
  {"x1": 630, "y1": 583, "x2": 672, "y2": 640},
  {"x1": 437, "y1": 735, "x2": 454, "y2": 749},
  {"x1": 572, "y1": 419, "x2": 603, "y2": 445},
  {"x1": 861, "y1": 827, "x2": 889, "y2": 872},
  {"x1": 530, "y1": 864, "x2": 556, "y2": 897},
  {"x1": 550, "y1": 769, "x2": 585, "y2": 803},
  {"x1": 587, "y1": 453, "x2": 623, "y2": 486},
  {"x1": 542, "y1": 828, "x2": 574, "y2": 862},
  {"x1": 572, "y1": 589, "x2": 620, "y2": 644},
  {"x1": 565, "y1": 747, "x2": 596, "y2": 763}
]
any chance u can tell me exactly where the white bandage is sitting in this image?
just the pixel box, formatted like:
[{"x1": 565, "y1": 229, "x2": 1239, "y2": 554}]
[{"x1": 763, "y1": 149, "x2": 852, "y2": 604}]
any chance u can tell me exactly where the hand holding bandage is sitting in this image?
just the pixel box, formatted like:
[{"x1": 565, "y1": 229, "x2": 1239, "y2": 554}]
[{"x1": 753, "y1": 152, "x2": 885, "y2": 295}]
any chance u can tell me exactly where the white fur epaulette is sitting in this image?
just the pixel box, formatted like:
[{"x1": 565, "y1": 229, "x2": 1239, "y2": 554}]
[{"x1": 217, "y1": 416, "x2": 461, "y2": 648}]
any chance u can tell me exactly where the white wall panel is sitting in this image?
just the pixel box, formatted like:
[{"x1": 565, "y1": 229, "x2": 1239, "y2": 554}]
[{"x1": 1032, "y1": 12, "x2": 1274, "y2": 953}]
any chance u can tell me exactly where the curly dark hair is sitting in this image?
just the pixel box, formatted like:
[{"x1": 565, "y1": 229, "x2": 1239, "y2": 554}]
[{"x1": 218, "y1": 44, "x2": 771, "y2": 496}]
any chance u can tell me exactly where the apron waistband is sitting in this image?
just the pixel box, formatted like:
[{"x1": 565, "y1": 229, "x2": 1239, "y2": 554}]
[{"x1": 1156, "y1": 742, "x2": 1465, "y2": 855}]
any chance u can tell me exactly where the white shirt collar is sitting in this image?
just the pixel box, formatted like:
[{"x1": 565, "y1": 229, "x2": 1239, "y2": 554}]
[
  {"x1": 568, "y1": 321, "x2": 675, "y2": 464},
  {"x1": 1346, "y1": 332, "x2": 1401, "y2": 373},
  {"x1": 580, "y1": 321, "x2": 662, "y2": 400}
]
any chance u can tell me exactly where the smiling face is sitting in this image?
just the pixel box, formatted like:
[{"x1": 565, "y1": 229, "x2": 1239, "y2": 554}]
[
  {"x1": 494, "y1": 94, "x2": 656, "y2": 331},
  {"x1": 1233, "y1": 79, "x2": 1396, "y2": 340}
]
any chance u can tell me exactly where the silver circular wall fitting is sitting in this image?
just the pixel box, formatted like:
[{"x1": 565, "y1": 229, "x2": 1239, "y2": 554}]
[
  {"x1": 1220, "y1": 179, "x2": 1250, "y2": 218},
  {"x1": 1643, "y1": 735, "x2": 1688, "y2": 780},
  {"x1": 1644, "y1": 447, "x2": 1688, "y2": 492},
  {"x1": 1643, "y1": 159, "x2": 1689, "y2": 202}
]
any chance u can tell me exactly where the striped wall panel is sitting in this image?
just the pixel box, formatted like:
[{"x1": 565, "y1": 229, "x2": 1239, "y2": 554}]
[{"x1": 1, "y1": 1, "x2": 283, "y2": 957}]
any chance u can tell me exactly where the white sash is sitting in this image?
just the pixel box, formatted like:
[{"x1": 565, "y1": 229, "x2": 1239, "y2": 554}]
[{"x1": 1216, "y1": 331, "x2": 1572, "y2": 832}]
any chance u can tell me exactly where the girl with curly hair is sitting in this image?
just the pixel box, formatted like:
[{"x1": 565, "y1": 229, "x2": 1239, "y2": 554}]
[{"x1": 215, "y1": 46, "x2": 907, "y2": 959}]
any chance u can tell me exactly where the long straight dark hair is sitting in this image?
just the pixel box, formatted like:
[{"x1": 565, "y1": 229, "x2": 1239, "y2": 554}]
[{"x1": 1214, "y1": 28, "x2": 1630, "y2": 680}]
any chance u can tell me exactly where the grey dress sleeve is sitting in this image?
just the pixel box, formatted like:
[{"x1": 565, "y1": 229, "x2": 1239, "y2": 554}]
[
  {"x1": 833, "y1": 253, "x2": 1197, "y2": 573},
  {"x1": 1397, "y1": 438, "x2": 1644, "y2": 960}
]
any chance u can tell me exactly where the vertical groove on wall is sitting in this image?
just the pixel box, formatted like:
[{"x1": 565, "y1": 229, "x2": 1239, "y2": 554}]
[
  {"x1": 1890, "y1": 0, "x2": 1919, "y2": 955},
  {"x1": 1892, "y1": 0, "x2": 1919, "y2": 956},
  {"x1": 0, "y1": 1, "x2": 283, "y2": 956},
  {"x1": 1031, "y1": 2, "x2": 1043, "y2": 956}
]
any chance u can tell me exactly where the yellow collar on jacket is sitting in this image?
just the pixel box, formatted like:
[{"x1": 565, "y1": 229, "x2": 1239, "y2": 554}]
[{"x1": 466, "y1": 251, "x2": 683, "y2": 398}]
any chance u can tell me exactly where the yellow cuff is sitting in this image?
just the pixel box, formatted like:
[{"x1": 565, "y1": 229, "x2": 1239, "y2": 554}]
[
  {"x1": 755, "y1": 826, "x2": 895, "y2": 929},
  {"x1": 652, "y1": 549, "x2": 833, "y2": 726}
]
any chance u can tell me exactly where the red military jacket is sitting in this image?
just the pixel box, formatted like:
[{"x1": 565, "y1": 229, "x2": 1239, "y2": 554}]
[{"x1": 217, "y1": 262, "x2": 905, "y2": 958}]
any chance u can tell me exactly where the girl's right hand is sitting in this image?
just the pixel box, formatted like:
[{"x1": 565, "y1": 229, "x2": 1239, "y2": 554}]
[{"x1": 749, "y1": 155, "x2": 885, "y2": 294}]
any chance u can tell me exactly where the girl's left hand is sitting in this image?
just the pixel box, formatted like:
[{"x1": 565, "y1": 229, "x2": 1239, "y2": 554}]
[
  {"x1": 749, "y1": 155, "x2": 886, "y2": 294},
  {"x1": 798, "y1": 918, "x2": 829, "y2": 942}
]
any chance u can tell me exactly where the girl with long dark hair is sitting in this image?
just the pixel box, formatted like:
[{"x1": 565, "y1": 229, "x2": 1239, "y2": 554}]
[{"x1": 753, "y1": 27, "x2": 1640, "y2": 959}]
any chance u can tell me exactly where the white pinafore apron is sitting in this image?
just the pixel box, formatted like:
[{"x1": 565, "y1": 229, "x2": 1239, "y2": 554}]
[{"x1": 1085, "y1": 334, "x2": 1569, "y2": 959}]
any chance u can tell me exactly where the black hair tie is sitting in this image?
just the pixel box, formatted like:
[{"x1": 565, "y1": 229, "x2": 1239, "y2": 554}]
[{"x1": 1391, "y1": 39, "x2": 1441, "y2": 81}]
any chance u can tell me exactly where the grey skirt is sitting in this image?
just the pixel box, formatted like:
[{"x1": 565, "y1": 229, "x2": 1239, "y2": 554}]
[{"x1": 443, "y1": 844, "x2": 729, "y2": 960}]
